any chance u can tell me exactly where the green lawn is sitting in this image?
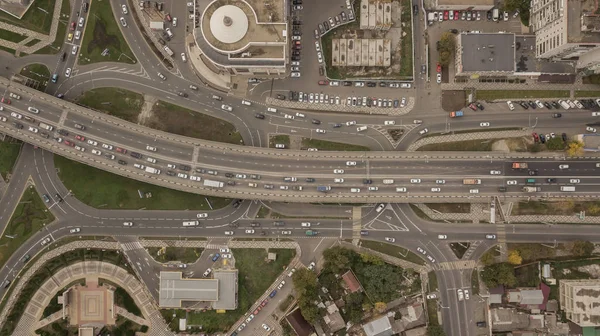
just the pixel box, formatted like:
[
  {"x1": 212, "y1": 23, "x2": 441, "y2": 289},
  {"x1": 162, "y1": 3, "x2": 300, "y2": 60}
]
[
  {"x1": 24, "y1": 39, "x2": 40, "y2": 47},
  {"x1": 34, "y1": 0, "x2": 71, "y2": 55},
  {"x1": 471, "y1": 269, "x2": 480, "y2": 295},
  {"x1": 54, "y1": 155, "x2": 231, "y2": 210},
  {"x1": 301, "y1": 138, "x2": 370, "y2": 151},
  {"x1": 397, "y1": 0, "x2": 413, "y2": 78},
  {"x1": 148, "y1": 101, "x2": 243, "y2": 145},
  {"x1": 428, "y1": 271, "x2": 438, "y2": 292},
  {"x1": 0, "y1": 0, "x2": 56, "y2": 35},
  {"x1": 76, "y1": 88, "x2": 143, "y2": 122},
  {"x1": 0, "y1": 141, "x2": 22, "y2": 179},
  {"x1": 574, "y1": 91, "x2": 600, "y2": 98},
  {"x1": 78, "y1": 0, "x2": 136, "y2": 64},
  {"x1": 269, "y1": 134, "x2": 290, "y2": 148},
  {"x1": 475, "y1": 90, "x2": 570, "y2": 100},
  {"x1": 0, "y1": 28, "x2": 27, "y2": 43},
  {"x1": 146, "y1": 247, "x2": 203, "y2": 264},
  {"x1": 19, "y1": 63, "x2": 51, "y2": 91},
  {"x1": 0, "y1": 186, "x2": 55, "y2": 269},
  {"x1": 182, "y1": 248, "x2": 296, "y2": 333},
  {"x1": 418, "y1": 139, "x2": 494, "y2": 151},
  {"x1": 360, "y1": 240, "x2": 425, "y2": 265}
]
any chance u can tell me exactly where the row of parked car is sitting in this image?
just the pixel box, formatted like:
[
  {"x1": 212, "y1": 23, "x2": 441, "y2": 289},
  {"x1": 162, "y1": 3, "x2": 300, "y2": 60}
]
[{"x1": 507, "y1": 99, "x2": 600, "y2": 111}]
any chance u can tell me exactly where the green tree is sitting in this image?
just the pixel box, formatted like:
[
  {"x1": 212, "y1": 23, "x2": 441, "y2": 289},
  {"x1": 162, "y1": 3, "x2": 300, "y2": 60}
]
[
  {"x1": 507, "y1": 250, "x2": 523, "y2": 265},
  {"x1": 323, "y1": 246, "x2": 353, "y2": 272},
  {"x1": 545, "y1": 137, "x2": 566, "y2": 150},
  {"x1": 438, "y1": 32, "x2": 455, "y2": 66},
  {"x1": 345, "y1": 292, "x2": 365, "y2": 323},
  {"x1": 361, "y1": 252, "x2": 384, "y2": 265},
  {"x1": 427, "y1": 325, "x2": 447, "y2": 336},
  {"x1": 572, "y1": 240, "x2": 595, "y2": 256},
  {"x1": 481, "y1": 263, "x2": 516, "y2": 288},
  {"x1": 292, "y1": 268, "x2": 318, "y2": 296},
  {"x1": 480, "y1": 250, "x2": 496, "y2": 266}
]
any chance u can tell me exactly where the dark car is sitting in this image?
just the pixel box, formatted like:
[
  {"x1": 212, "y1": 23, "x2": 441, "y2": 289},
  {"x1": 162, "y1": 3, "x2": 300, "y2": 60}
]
[
  {"x1": 255, "y1": 113, "x2": 265, "y2": 119},
  {"x1": 528, "y1": 101, "x2": 537, "y2": 109},
  {"x1": 61, "y1": 52, "x2": 66, "y2": 61},
  {"x1": 366, "y1": 82, "x2": 376, "y2": 87},
  {"x1": 305, "y1": 178, "x2": 315, "y2": 182},
  {"x1": 449, "y1": 28, "x2": 459, "y2": 34},
  {"x1": 55, "y1": 193, "x2": 63, "y2": 202},
  {"x1": 332, "y1": 123, "x2": 342, "y2": 128},
  {"x1": 343, "y1": 81, "x2": 352, "y2": 86},
  {"x1": 232, "y1": 199, "x2": 242, "y2": 208},
  {"x1": 562, "y1": 133, "x2": 568, "y2": 141},
  {"x1": 311, "y1": 119, "x2": 321, "y2": 124},
  {"x1": 166, "y1": 171, "x2": 176, "y2": 176},
  {"x1": 552, "y1": 113, "x2": 562, "y2": 118},
  {"x1": 83, "y1": 2, "x2": 89, "y2": 12},
  {"x1": 551, "y1": 101, "x2": 560, "y2": 108},
  {"x1": 180, "y1": 165, "x2": 191, "y2": 171},
  {"x1": 291, "y1": 56, "x2": 300, "y2": 61},
  {"x1": 476, "y1": 102, "x2": 484, "y2": 110},
  {"x1": 529, "y1": 170, "x2": 539, "y2": 176},
  {"x1": 13, "y1": 122, "x2": 23, "y2": 129},
  {"x1": 539, "y1": 134, "x2": 546, "y2": 143},
  {"x1": 363, "y1": 179, "x2": 373, "y2": 184},
  {"x1": 292, "y1": 30, "x2": 301, "y2": 36},
  {"x1": 379, "y1": 82, "x2": 387, "y2": 87},
  {"x1": 543, "y1": 102, "x2": 552, "y2": 109},
  {"x1": 276, "y1": 94, "x2": 286, "y2": 100},
  {"x1": 273, "y1": 221, "x2": 285, "y2": 226},
  {"x1": 118, "y1": 160, "x2": 127, "y2": 165},
  {"x1": 250, "y1": 222, "x2": 261, "y2": 227},
  {"x1": 547, "y1": 178, "x2": 557, "y2": 183},
  {"x1": 177, "y1": 92, "x2": 188, "y2": 97},
  {"x1": 292, "y1": 50, "x2": 300, "y2": 56},
  {"x1": 486, "y1": 11, "x2": 492, "y2": 20},
  {"x1": 130, "y1": 152, "x2": 142, "y2": 159},
  {"x1": 519, "y1": 101, "x2": 529, "y2": 109},
  {"x1": 58, "y1": 129, "x2": 69, "y2": 136},
  {"x1": 360, "y1": 230, "x2": 369, "y2": 236},
  {"x1": 225, "y1": 173, "x2": 234, "y2": 178}
]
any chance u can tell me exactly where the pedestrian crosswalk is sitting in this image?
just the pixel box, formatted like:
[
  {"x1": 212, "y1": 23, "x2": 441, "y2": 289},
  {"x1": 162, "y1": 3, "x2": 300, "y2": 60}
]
[
  {"x1": 437, "y1": 260, "x2": 477, "y2": 270},
  {"x1": 121, "y1": 241, "x2": 143, "y2": 251}
]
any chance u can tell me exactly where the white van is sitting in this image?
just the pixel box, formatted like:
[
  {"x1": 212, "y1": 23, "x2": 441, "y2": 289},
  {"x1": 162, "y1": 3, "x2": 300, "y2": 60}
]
[
  {"x1": 382, "y1": 179, "x2": 394, "y2": 185},
  {"x1": 350, "y1": 188, "x2": 361, "y2": 193},
  {"x1": 163, "y1": 46, "x2": 174, "y2": 56},
  {"x1": 183, "y1": 221, "x2": 199, "y2": 226},
  {"x1": 357, "y1": 126, "x2": 368, "y2": 132},
  {"x1": 492, "y1": 8, "x2": 499, "y2": 21},
  {"x1": 558, "y1": 100, "x2": 570, "y2": 109},
  {"x1": 267, "y1": 107, "x2": 278, "y2": 113}
]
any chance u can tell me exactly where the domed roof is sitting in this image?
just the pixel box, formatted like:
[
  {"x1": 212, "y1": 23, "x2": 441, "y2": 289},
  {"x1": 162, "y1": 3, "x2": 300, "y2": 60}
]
[{"x1": 209, "y1": 5, "x2": 249, "y2": 44}]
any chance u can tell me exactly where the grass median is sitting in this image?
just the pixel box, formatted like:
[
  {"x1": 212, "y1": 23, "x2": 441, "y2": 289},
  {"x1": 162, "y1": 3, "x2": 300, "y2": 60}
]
[
  {"x1": 0, "y1": 140, "x2": 22, "y2": 179},
  {"x1": 146, "y1": 247, "x2": 203, "y2": 264},
  {"x1": 75, "y1": 88, "x2": 143, "y2": 122},
  {"x1": 574, "y1": 91, "x2": 600, "y2": 98},
  {"x1": 0, "y1": 186, "x2": 55, "y2": 269},
  {"x1": 301, "y1": 138, "x2": 370, "y2": 151},
  {"x1": 269, "y1": 134, "x2": 290, "y2": 148},
  {"x1": 79, "y1": 0, "x2": 136, "y2": 64},
  {"x1": 475, "y1": 90, "x2": 570, "y2": 100},
  {"x1": 19, "y1": 63, "x2": 51, "y2": 91},
  {"x1": 54, "y1": 155, "x2": 231, "y2": 210},
  {"x1": 148, "y1": 101, "x2": 243, "y2": 145},
  {"x1": 417, "y1": 139, "x2": 494, "y2": 151}
]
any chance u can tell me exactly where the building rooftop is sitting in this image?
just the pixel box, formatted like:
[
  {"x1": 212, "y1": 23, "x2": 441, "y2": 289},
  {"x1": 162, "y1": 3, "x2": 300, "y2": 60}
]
[
  {"x1": 459, "y1": 33, "x2": 515, "y2": 72},
  {"x1": 363, "y1": 316, "x2": 394, "y2": 336},
  {"x1": 567, "y1": 1, "x2": 600, "y2": 43},
  {"x1": 342, "y1": 270, "x2": 362, "y2": 293},
  {"x1": 437, "y1": 0, "x2": 494, "y2": 6},
  {"x1": 286, "y1": 308, "x2": 314, "y2": 336},
  {"x1": 159, "y1": 272, "x2": 219, "y2": 308},
  {"x1": 582, "y1": 134, "x2": 600, "y2": 151},
  {"x1": 0, "y1": 0, "x2": 33, "y2": 19},
  {"x1": 209, "y1": 5, "x2": 249, "y2": 44},
  {"x1": 212, "y1": 270, "x2": 238, "y2": 310}
]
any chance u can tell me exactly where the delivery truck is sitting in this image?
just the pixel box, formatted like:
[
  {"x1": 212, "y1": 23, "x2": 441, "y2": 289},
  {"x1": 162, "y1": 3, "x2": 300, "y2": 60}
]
[
  {"x1": 512, "y1": 162, "x2": 528, "y2": 169},
  {"x1": 522, "y1": 186, "x2": 541, "y2": 192},
  {"x1": 463, "y1": 179, "x2": 482, "y2": 185},
  {"x1": 450, "y1": 110, "x2": 464, "y2": 118},
  {"x1": 204, "y1": 179, "x2": 224, "y2": 188},
  {"x1": 560, "y1": 186, "x2": 576, "y2": 192},
  {"x1": 145, "y1": 166, "x2": 161, "y2": 174}
]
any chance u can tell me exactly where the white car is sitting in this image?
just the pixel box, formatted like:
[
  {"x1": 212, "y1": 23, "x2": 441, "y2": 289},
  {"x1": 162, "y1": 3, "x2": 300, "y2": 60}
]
[
  {"x1": 181, "y1": 53, "x2": 187, "y2": 62},
  {"x1": 427, "y1": 255, "x2": 436, "y2": 263},
  {"x1": 334, "y1": 169, "x2": 344, "y2": 174},
  {"x1": 559, "y1": 164, "x2": 569, "y2": 169},
  {"x1": 507, "y1": 101, "x2": 515, "y2": 110},
  {"x1": 123, "y1": 222, "x2": 133, "y2": 226},
  {"x1": 334, "y1": 178, "x2": 344, "y2": 183},
  {"x1": 277, "y1": 281, "x2": 286, "y2": 289},
  {"x1": 410, "y1": 178, "x2": 421, "y2": 184},
  {"x1": 91, "y1": 149, "x2": 101, "y2": 155},
  {"x1": 282, "y1": 230, "x2": 292, "y2": 235},
  {"x1": 28, "y1": 107, "x2": 39, "y2": 114},
  {"x1": 121, "y1": 4, "x2": 128, "y2": 14},
  {"x1": 426, "y1": 293, "x2": 438, "y2": 299},
  {"x1": 436, "y1": 179, "x2": 445, "y2": 184},
  {"x1": 436, "y1": 73, "x2": 442, "y2": 84},
  {"x1": 301, "y1": 222, "x2": 311, "y2": 227},
  {"x1": 368, "y1": 186, "x2": 379, "y2": 191},
  {"x1": 419, "y1": 128, "x2": 428, "y2": 135},
  {"x1": 203, "y1": 268, "x2": 212, "y2": 277},
  {"x1": 490, "y1": 170, "x2": 501, "y2": 175},
  {"x1": 438, "y1": 235, "x2": 448, "y2": 239},
  {"x1": 480, "y1": 122, "x2": 490, "y2": 127},
  {"x1": 146, "y1": 145, "x2": 157, "y2": 151},
  {"x1": 245, "y1": 229, "x2": 255, "y2": 234},
  {"x1": 384, "y1": 120, "x2": 395, "y2": 125},
  {"x1": 28, "y1": 126, "x2": 38, "y2": 133},
  {"x1": 535, "y1": 100, "x2": 544, "y2": 108},
  {"x1": 10, "y1": 112, "x2": 22, "y2": 119},
  {"x1": 346, "y1": 120, "x2": 357, "y2": 126},
  {"x1": 87, "y1": 139, "x2": 98, "y2": 146},
  {"x1": 69, "y1": 228, "x2": 81, "y2": 233},
  {"x1": 354, "y1": 82, "x2": 364, "y2": 87},
  {"x1": 416, "y1": 247, "x2": 426, "y2": 255},
  {"x1": 315, "y1": 41, "x2": 321, "y2": 51},
  {"x1": 570, "y1": 179, "x2": 580, "y2": 183},
  {"x1": 291, "y1": 72, "x2": 301, "y2": 78},
  {"x1": 457, "y1": 289, "x2": 464, "y2": 301},
  {"x1": 317, "y1": 52, "x2": 323, "y2": 63},
  {"x1": 221, "y1": 104, "x2": 232, "y2": 111},
  {"x1": 101, "y1": 143, "x2": 113, "y2": 150},
  {"x1": 470, "y1": 189, "x2": 479, "y2": 194},
  {"x1": 224, "y1": 231, "x2": 234, "y2": 235},
  {"x1": 65, "y1": 68, "x2": 71, "y2": 77},
  {"x1": 41, "y1": 237, "x2": 51, "y2": 246},
  {"x1": 464, "y1": 289, "x2": 470, "y2": 300},
  {"x1": 586, "y1": 126, "x2": 597, "y2": 133},
  {"x1": 78, "y1": 17, "x2": 85, "y2": 27},
  {"x1": 507, "y1": 180, "x2": 517, "y2": 185},
  {"x1": 74, "y1": 145, "x2": 84, "y2": 151},
  {"x1": 120, "y1": 17, "x2": 127, "y2": 27},
  {"x1": 431, "y1": 187, "x2": 441, "y2": 192},
  {"x1": 315, "y1": 129, "x2": 326, "y2": 134},
  {"x1": 197, "y1": 213, "x2": 208, "y2": 218},
  {"x1": 262, "y1": 324, "x2": 271, "y2": 332},
  {"x1": 346, "y1": 161, "x2": 357, "y2": 166},
  {"x1": 375, "y1": 203, "x2": 385, "y2": 212},
  {"x1": 307, "y1": 261, "x2": 316, "y2": 270}
]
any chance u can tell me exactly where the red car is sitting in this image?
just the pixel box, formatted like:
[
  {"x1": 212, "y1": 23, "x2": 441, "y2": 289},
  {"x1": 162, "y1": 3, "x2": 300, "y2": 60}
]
[
  {"x1": 468, "y1": 103, "x2": 478, "y2": 111},
  {"x1": 75, "y1": 135, "x2": 85, "y2": 141},
  {"x1": 1, "y1": 97, "x2": 10, "y2": 104},
  {"x1": 70, "y1": 22, "x2": 76, "y2": 31},
  {"x1": 64, "y1": 140, "x2": 74, "y2": 146},
  {"x1": 443, "y1": 11, "x2": 449, "y2": 20},
  {"x1": 165, "y1": 13, "x2": 172, "y2": 22},
  {"x1": 437, "y1": 63, "x2": 441, "y2": 73},
  {"x1": 318, "y1": 80, "x2": 329, "y2": 85},
  {"x1": 116, "y1": 147, "x2": 127, "y2": 154},
  {"x1": 454, "y1": 11, "x2": 459, "y2": 20},
  {"x1": 532, "y1": 132, "x2": 539, "y2": 142},
  {"x1": 260, "y1": 299, "x2": 268, "y2": 307}
]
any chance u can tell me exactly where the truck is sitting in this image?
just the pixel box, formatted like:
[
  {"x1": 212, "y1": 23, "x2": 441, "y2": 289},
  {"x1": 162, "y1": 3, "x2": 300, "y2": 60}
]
[
  {"x1": 560, "y1": 186, "x2": 576, "y2": 192},
  {"x1": 522, "y1": 186, "x2": 541, "y2": 192},
  {"x1": 492, "y1": 8, "x2": 499, "y2": 21},
  {"x1": 512, "y1": 162, "x2": 528, "y2": 169},
  {"x1": 463, "y1": 179, "x2": 481, "y2": 185},
  {"x1": 450, "y1": 110, "x2": 464, "y2": 118},
  {"x1": 38, "y1": 122, "x2": 54, "y2": 131},
  {"x1": 305, "y1": 230, "x2": 318, "y2": 236},
  {"x1": 427, "y1": 12, "x2": 435, "y2": 24},
  {"x1": 145, "y1": 166, "x2": 161, "y2": 174},
  {"x1": 204, "y1": 179, "x2": 224, "y2": 188},
  {"x1": 317, "y1": 186, "x2": 331, "y2": 192}
]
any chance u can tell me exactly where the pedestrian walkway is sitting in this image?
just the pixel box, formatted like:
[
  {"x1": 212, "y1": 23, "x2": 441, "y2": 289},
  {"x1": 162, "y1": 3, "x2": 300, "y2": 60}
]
[
  {"x1": 437, "y1": 260, "x2": 477, "y2": 271},
  {"x1": 406, "y1": 129, "x2": 530, "y2": 152},
  {"x1": 351, "y1": 206, "x2": 362, "y2": 245},
  {"x1": 121, "y1": 241, "x2": 144, "y2": 251},
  {"x1": 115, "y1": 306, "x2": 149, "y2": 327}
]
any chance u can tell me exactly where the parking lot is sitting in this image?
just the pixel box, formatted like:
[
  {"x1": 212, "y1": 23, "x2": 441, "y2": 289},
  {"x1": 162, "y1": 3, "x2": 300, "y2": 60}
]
[{"x1": 426, "y1": 10, "x2": 523, "y2": 83}]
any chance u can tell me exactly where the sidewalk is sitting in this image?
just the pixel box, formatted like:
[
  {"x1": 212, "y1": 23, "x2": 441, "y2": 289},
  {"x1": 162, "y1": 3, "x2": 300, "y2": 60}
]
[
  {"x1": 186, "y1": 39, "x2": 230, "y2": 91},
  {"x1": 406, "y1": 129, "x2": 529, "y2": 152}
]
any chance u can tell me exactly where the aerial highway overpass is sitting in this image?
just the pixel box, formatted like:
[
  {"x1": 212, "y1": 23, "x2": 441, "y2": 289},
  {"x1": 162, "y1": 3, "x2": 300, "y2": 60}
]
[{"x1": 1, "y1": 77, "x2": 599, "y2": 203}]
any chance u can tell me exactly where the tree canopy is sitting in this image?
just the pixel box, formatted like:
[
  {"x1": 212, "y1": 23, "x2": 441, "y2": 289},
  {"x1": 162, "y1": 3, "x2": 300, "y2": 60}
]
[
  {"x1": 438, "y1": 32, "x2": 455, "y2": 66},
  {"x1": 481, "y1": 262, "x2": 516, "y2": 288}
]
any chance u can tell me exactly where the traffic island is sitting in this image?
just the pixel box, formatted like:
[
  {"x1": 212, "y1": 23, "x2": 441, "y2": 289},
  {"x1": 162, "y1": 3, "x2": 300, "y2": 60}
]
[
  {"x1": 0, "y1": 140, "x2": 21, "y2": 180},
  {"x1": 301, "y1": 138, "x2": 370, "y2": 151},
  {"x1": 74, "y1": 88, "x2": 144, "y2": 123},
  {"x1": 146, "y1": 247, "x2": 203, "y2": 264},
  {"x1": 78, "y1": 0, "x2": 136, "y2": 64},
  {"x1": 18, "y1": 63, "x2": 51, "y2": 91}
]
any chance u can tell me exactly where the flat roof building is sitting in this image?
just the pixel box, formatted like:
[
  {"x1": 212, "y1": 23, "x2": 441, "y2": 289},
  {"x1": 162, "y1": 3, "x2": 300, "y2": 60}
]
[
  {"x1": 159, "y1": 270, "x2": 238, "y2": 310},
  {"x1": 455, "y1": 33, "x2": 515, "y2": 75},
  {"x1": 559, "y1": 279, "x2": 600, "y2": 327},
  {"x1": 433, "y1": 0, "x2": 494, "y2": 11}
]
